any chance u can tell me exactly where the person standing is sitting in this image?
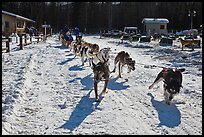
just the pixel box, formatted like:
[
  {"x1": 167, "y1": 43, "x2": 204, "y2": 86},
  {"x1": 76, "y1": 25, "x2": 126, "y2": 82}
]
[{"x1": 74, "y1": 26, "x2": 80, "y2": 41}]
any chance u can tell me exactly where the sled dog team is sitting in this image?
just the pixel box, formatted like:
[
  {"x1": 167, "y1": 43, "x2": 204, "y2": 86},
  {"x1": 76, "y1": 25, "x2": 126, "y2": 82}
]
[{"x1": 61, "y1": 36, "x2": 185, "y2": 105}]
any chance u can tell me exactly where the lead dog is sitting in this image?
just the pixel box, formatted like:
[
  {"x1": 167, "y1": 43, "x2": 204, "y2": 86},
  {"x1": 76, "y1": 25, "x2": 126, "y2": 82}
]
[
  {"x1": 149, "y1": 68, "x2": 185, "y2": 105},
  {"x1": 112, "y1": 51, "x2": 135, "y2": 78},
  {"x1": 92, "y1": 61, "x2": 110, "y2": 102}
]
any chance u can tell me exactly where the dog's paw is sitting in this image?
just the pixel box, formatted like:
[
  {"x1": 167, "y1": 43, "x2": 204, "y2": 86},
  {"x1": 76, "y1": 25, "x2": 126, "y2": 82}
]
[
  {"x1": 102, "y1": 90, "x2": 108, "y2": 95},
  {"x1": 95, "y1": 98, "x2": 100, "y2": 102},
  {"x1": 166, "y1": 101, "x2": 171, "y2": 105},
  {"x1": 95, "y1": 95, "x2": 100, "y2": 102},
  {"x1": 149, "y1": 85, "x2": 153, "y2": 89},
  {"x1": 165, "y1": 99, "x2": 171, "y2": 105}
]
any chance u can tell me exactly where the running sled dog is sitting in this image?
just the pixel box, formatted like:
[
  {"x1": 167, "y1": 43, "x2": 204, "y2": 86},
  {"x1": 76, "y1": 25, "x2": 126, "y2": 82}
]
[
  {"x1": 149, "y1": 68, "x2": 185, "y2": 105},
  {"x1": 92, "y1": 61, "x2": 110, "y2": 102},
  {"x1": 80, "y1": 42, "x2": 99, "y2": 66},
  {"x1": 92, "y1": 47, "x2": 111, "y2": 102},
  {"x1": 112, "y1": 51, "x2": 135, "y2": 78}
]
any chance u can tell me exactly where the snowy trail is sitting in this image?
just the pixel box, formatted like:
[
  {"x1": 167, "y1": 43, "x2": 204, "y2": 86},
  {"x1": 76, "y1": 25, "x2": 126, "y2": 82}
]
[
  {"x1": 2, "y1": 35, "x2": 202, "y2": 135},
  {"x1": 13, "y1": 44, "x2": 72, "y2": 134}
]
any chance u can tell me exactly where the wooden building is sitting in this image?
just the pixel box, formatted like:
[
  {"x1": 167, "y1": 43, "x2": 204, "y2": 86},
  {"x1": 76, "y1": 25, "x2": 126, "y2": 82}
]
[
  {"x1": 142, "y1": 18, "x2": 169, "y2": 35},
  {"x1": 2, "y1": 10, "x2": 35, "y2": 36}
]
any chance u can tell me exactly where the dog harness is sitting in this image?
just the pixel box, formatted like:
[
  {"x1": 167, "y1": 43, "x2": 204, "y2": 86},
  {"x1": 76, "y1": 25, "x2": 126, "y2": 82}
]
[{"x1": 95, "y1": 52, "x2": 108, "y2": 63}]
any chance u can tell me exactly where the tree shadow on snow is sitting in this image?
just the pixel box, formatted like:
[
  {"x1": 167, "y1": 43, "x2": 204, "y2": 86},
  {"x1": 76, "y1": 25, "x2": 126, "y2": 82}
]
[
  {"x1": 147, "y1": 93, "x2": 181, "y2": 128},
  {"x1": 57, "y1": 89, "x2": 103, "y2": 131},
  {"x1": 121, "y1": 43, "x2": 153, "y2": 49},
  {"x1": 11, "y1": 47, "x2": 22, "y2": 52},
  {"x1": 107, "y1": 76, "x2": 129, "y2": 91},
  {"x1": 131, "y1": 44, "x2": 153, "y2": 49}
]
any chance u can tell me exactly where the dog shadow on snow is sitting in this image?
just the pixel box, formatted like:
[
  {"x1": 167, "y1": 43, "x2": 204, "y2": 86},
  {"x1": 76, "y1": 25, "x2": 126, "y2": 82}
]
[
  {"x1": 57, "y1": 89, "x2": 103, "y2": 132},
  {"x1": 58, "y1": 53, "x2": 76, "y2": 65},
  {"x1": 108, "y1": 76, "x2": 130, "y2": 90},
  {"x1": 57, "y1": 74, "x2": 100, "y2": 132},
  {"x1": 58, "y1": 57, "x2": 74, "y2": 65},
  {"x1": 68, "y1": 64, "x2": 85, "y2": 71},
  {"x1": 53, "y1": 44, "x2": 69, "y2": 50},
  {"x1": 70, "y1": 74, "x2": 129, "y2": 91},
  {"x1": 147, "y1": 93, "x2": 181, "y2": 128},
  {"x1": 68, "y1": 74, "x2": 93, "y2": 90},
  {"x1": 58, "y1": 74, "x2": 130, "y2": 131}
]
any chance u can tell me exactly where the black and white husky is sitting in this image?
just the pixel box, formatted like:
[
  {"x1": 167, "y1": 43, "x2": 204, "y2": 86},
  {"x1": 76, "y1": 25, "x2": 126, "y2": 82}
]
[
  {"x1": 149, "y1": 68, "x2": 185, "y2": 105},
  {"x1": 92, "y1": 47, "x2": 111, "y2": 66},
  {"x1": 70, "y1": 40, "x2": 82, "y2": 58},
  {"x1": 80, "y1": 43, "x2": 99, "y2": 66}
]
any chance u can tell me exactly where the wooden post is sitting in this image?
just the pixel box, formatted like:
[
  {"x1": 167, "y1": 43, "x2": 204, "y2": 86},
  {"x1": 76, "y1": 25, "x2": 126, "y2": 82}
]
[
  {"x1": 192, "y1": 43, "x2": 194, "y2": 51},
  {"x1": 6, "y1": 37, "x2": 10, "y2": 53},
  {"x1": 15, "y1": 33, "x2": 18, "y2": 43},
  {"x1": 37, "y1": 36, "x2": 39, "y2": 43},
  {"x1": 19, "y1": 34, "x2": 23, "y2": 50},
  {"x1": 30, "y1": 34, "x2": 32, "y2": 44},
  {"x1": 24, "y1": 34, "x2": 27, "y2": 45}
]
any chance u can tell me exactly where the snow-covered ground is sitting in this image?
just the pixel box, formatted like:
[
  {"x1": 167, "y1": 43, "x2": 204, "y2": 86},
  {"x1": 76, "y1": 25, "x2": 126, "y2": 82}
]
[{"x1": 2, "y1": 34, "x2": 202, "y2": 135}]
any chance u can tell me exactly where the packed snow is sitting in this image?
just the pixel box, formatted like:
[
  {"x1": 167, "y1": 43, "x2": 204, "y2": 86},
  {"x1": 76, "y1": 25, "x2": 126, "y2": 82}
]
[{"x1": 2, "y1": 34, "x2": 202, "y2": 135}]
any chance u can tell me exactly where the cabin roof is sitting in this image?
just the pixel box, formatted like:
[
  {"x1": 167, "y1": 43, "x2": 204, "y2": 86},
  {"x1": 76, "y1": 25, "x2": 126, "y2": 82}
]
[
  {"x1": 2, "y1": 10, "x2": 35, "y2": 23},
  {"x1": 142, "y1": 18, "x2": 169, "y2": 24}
]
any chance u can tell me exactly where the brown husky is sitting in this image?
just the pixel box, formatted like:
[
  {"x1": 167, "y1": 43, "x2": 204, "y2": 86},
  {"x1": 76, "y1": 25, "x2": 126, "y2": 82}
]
[
  {"x1": 112, "y1": 51, "x2": 135, "y2": 78},
  {"x1": 178, "y1": 38, "x2": 200, "y2": 51},
  {"x1": 92, "y1": 61, "x2": 110, "y2": 102}
]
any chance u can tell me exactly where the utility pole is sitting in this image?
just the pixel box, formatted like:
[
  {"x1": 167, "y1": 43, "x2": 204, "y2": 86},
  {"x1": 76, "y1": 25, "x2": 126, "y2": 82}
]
[
  {"x1": 85, "y1": 2, "x2": 88, "y2": 34},
  {"x1": 108, "y1": 2, "x2": 112, "y2": 30},
  {"x1": 188, "y1": 10, "x2": 196, "y2": 30}
]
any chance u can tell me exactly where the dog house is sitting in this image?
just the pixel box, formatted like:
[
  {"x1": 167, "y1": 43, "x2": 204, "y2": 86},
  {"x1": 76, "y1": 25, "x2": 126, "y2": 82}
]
[
  {"x1": 142, "y1": 18, "x2": 169, "y2": 35},
  {"x1": 2, "y1": 10, "x2": 35, "y2": 36}
]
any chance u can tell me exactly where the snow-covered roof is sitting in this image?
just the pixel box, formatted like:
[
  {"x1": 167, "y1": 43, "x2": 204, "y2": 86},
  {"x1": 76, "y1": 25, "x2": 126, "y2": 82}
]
[
  {"x1": 142, "y1": 18, "x2": 169, "y2": 24},
  {"x1": 2, "y1": 10, "x2": 35, "y2": 23},
  {"x1": 124, "y1": 27, "x2": 138, "y2": 29}
]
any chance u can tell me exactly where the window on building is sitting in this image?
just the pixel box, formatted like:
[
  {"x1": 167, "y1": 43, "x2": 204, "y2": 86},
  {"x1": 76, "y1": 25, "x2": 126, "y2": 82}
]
[
  {"x1": 160, "y1": 25, "x2": 165, "y2": 29},
  {"x1": 17, "y1": 20, "x2": 24, "y2": 28},
  {"x1": 5, "y1": 21, "x2": 9, "y2": 28}
]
